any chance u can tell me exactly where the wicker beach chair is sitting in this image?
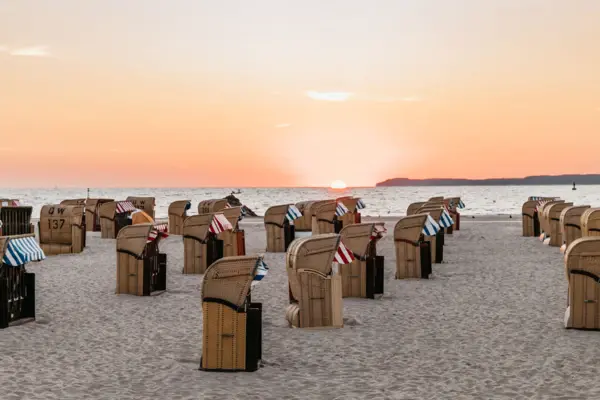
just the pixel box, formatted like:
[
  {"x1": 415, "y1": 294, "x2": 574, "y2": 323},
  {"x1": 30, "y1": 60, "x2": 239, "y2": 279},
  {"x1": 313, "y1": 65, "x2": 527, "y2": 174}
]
[
  {"x1": 126, "y1": 196, "x2": 156, "y2": 220},
  {"x1": 560, "y1": 206, "x2": 591, "y2": 253},
  {"x1": 0, "y1": 202, "x2": 34, "y2": 236},
  {"x1": 198, "y1": 199, "x2": 229, "y2": 215},
  {"x1": 99, "y1": 201, "x2": 136, "y2": 239},
  {"x1": 581, "y1": 208, "x2": 600, "y2": 238},
  {"x1": 285, "y1": 234, "x2": 344, "y2": 328},
  {"x1": 394, "y1": 214, "x2": 433, "y2": 279},
  {"x1": 538, "y1": 200, "x2": 564, "y2": 241},
  {"x1": 200, "y1": 255, "x2": 265, "y2": 372},
  {"x1": 38, "y1": 204, "x2": 86, "y2": 255},
  {"x1": 416, "y1": 206, "x2": 445, "y2": 263},
  {"x1": 218, "y1": 206, "x2": 246, "y2": 257},
  {"x1": 407, "y1": 202, "x2": 427, "y2": 216},
  {"x1": 544, "y1": 202, "x2": 573, "y2": 246},
  {"x1": 85, "y1": 198, "x2": 114, "y2": 232},
  {"x1": 167, "y1": 200, "x2": 191, "y2": 235},
  {"x1": 264, "y1": 204, "x2": 296, "y2": 252},
  {"x1": 564, "y1": 237, "x2": 600, "y2": 329},
  {"x1": 312, "y1": 200, "x2": 340, "y2": 235},
  {"x1": 182, "y1": 213, "x2": 230, "y2": 274}
]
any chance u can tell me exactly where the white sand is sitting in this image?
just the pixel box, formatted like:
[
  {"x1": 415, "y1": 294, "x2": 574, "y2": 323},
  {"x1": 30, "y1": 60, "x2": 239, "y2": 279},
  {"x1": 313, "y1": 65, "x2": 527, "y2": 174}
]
[{"x1": 2, "y1": 218, "x2": 600, "y2": 399}]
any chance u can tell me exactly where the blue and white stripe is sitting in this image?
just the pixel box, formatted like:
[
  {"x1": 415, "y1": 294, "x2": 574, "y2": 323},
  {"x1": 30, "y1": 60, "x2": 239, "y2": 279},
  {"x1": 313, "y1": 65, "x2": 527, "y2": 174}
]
[
  {"x1": 286, "y1": 205, "x2": 302, "y2": 222},
  {"x1": 422, "y1": 215, "x2": 441, "y2": 236},
  {"x1": 356, "y1": 198, "x2": 366, "y2": 210},
  {"x1": 457, "y1": 199, "x2": 465, "y2": 209},
  {"x1": 336, "y1": 202, "x2": 350, "y2": 217},
  {"x1": 252, "y1": 258, "x2": 268, "y2": 286},
  {"x1": 2, "y1": 236, "x2": 46, "y2": 267},
  {"x1": 439, "y1": 209, "x2": 454, "y2": 228}
]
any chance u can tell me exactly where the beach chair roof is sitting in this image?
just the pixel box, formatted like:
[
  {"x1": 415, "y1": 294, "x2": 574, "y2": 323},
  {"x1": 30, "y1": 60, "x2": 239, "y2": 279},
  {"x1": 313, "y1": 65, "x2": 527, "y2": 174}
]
[
  {"x1": 198, "y1": 199, "x2": 229, "y2": 214},
  {"x1": 264, "y1": 204, "x2": 293, "y2": 226},
  {"x1": 394, "y1": 214, "x2": 428, "y2": 243},
  {"x1": 168, "y1": 200, "x2": 191, "y2": 217},
  {"x1": 116, "y1": 224, "x2": 157, "y2": 258},
  {"x1": 339, "y1": 223, "x2": 385, "y2": 258},
  {"x1": 560, "y1": 205, "x2": 590, "y2": 227},
  {"x1": 407, "y1": 202, "x2": 427, "y2": 216},
  {"x1": 1, "y1": 234, "x2": 46, "y2": 268}
]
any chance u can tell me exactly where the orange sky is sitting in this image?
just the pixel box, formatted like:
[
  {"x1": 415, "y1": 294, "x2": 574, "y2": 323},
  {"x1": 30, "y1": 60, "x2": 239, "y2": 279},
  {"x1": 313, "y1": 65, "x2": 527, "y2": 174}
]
[{"x1": 1, "y1": 1, "x2": 599, "y2": 187}]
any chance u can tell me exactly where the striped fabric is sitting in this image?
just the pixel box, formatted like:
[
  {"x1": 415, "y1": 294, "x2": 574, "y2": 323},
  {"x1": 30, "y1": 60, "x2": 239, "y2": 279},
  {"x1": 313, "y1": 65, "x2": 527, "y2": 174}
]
[
  {"x1": 252, "y1": 258, "x2": 269, "y2": 286},
  {"x1": 370, "y1": 224, "x2": 387, "y2": 241},
  {"x1": 147, "y1": 228, "x2": 169, "y2": 243},
  {"x1": 422, "y1": 215, "x2": 441, "y2": 236},
  {"x1": 286, "y1": 205, "x2": 302, "y2": 222},
  {"x1": 334, "y1": 240, "x2": 355, "y2": 264},
  {"x1": 2, "y1": 236, "x2": 46, "y2": 266},
  {"x1": 457, "y1": 200, "x2": 465, "y2": 209},
  {"x1": 154, "y1": 223, "x2": 168, "y2": 232},
  {"x1": 1, "y1": 200, "x2": 21, "y2": 207},
  {"x1": 439, "y1": 210, "x2": 454, "y2": 228},
  {"x1": 336, "y1": 202, "x2": 350, "y2": 217},
  {"x1": 116, "y1": 201, "x2": 136, "y2": 214},
  {"x1": 356, "y1": 198, "x2": 366, "y2": 210},
  {"x1": 209, "y1": 214, "x2": 233, "y2": 234}
]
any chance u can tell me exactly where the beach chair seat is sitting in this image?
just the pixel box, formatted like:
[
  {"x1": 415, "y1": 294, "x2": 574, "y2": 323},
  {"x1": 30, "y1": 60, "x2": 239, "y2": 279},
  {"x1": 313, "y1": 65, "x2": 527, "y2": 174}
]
[
  {"x1": 394, "y1": 214, "x2": 435, "y2": 279},
  {"x1": 115, "y1": 224, "x2": 167, "y2": 296},
  {"x1": 200, "y1": 255, "x2": 266, "y2": 372},
  {"x1": 286, "y1": 234, "x2": 344, "y2": 328}
]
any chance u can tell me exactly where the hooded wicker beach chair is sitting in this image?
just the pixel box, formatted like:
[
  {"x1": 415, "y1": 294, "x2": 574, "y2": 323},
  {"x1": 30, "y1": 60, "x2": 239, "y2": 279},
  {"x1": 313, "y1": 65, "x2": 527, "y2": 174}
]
[
  {"x1": 0, "y1": 200, "x2": 34, "y2": 236},
  {"x1": 99, "y1": 200, "x2": 136, "y2": 239},
  {"x1": 336, "y1": 197, "x2": 365, "y2": 227},
  {"x1": 125, "y1": 196, "x2": 155, "y2": 220},
  {"x1": 38, "y1": 204, "x2": 86, "y2": 255},
  {"x1": 198, "y1": 199, "x2": 230, "y2": 215},
  {"x1": 85, "y1": 198, "x2": 114, "y2": 232},
  {"x1": 0, "y1": 234, "x2": 45, "y2": 328},
  {"x1": 560, "y1": 206, "x2": 591, "y2": 253},
  {"x1": 182, "y1": 213, "x2": 234, "y2": 274},
  {"x1": 168, "y1": 200, "x2": 191, "y2": 235},
  {"x1": 445, "y1": 197, "x2": 465, "y2": 231},
  {"x1": 581, "y1": 208, "x2": 600, "y2": 238},
  {"x1": 264, "y1": 204, "x2": 301, "y2": 252},
  {"x1": 416, "y1": 206, "x2": 446, "y2": 263},
  {"x1": 564, "y1": 237, "x2": 600, "y2": 329},
  {"x1": 218, "y1": 206, "x2": 246, "y2": 257},
  {"x1": 394, "y1": 214, "x2": 434, "y2": 279},
  {"x1": 522, "y1": 200, "x2": 541, "y2": 237},
  {"x1": 339, "y1": 223, "x2": 385, "y2": 298},
  {"x1": 407, "y1": 202, "x2": 427, "y2": 216},
  {"x1": 60, "y1": 199, "x2": 86, "y2": 206},
  {"x1": 538, "y1": 200, "x2": 564, "y2": 241},
  {"x1": 543, "y1": 202, "x2": 573, "y2": 246},
  {"x1": 200, "y1": 255, "x2": 266, "y2": 372},
  {"x1": 312, "y1": 200, "x2": 341, "y2": 235},
  {"x1": 115, "y1": 224, "x2": 167, "y2": 296},
  {"x1": 285, "y1": 234, "x2": 344, "y2": 328},
  {"x1": 293, "y1": 200, "x2": 332, "y2": 233}
]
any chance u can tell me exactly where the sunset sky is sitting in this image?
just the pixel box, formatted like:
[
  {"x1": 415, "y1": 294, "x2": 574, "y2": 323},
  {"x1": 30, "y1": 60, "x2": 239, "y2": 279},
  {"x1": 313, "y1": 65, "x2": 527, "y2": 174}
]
[{"x1": 1, "y1": 0, "x2": 599, "y2": 187}]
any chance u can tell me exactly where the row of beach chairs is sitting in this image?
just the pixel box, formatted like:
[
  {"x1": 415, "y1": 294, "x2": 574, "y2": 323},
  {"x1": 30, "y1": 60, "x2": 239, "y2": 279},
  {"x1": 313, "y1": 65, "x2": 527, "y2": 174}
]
[
  {"x1": 522, "y1": 196, "x2": 600, "y2": 330},
  {"x1": 0, "y1": 194, "x2": 466, "y2": 373}
]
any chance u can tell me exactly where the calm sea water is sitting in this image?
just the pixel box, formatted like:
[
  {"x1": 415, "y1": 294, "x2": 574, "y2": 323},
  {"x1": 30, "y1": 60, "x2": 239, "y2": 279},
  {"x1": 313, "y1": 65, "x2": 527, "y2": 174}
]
[{"x1": 1, "y1": 186, "x2": 597, "y2": 218}]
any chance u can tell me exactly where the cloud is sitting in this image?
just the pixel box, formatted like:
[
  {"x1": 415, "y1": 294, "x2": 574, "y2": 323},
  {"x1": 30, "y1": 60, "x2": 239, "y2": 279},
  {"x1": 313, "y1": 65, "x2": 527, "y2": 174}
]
[
  {"x1": 9, "y1": 46, "x2": 50, "y2": 57},
  {"x1": 275, "y1": 123, "x2": 292, "y2": 128},
  {"x1": 305, "y1": 91, "x2": 353, "y2": 102}
]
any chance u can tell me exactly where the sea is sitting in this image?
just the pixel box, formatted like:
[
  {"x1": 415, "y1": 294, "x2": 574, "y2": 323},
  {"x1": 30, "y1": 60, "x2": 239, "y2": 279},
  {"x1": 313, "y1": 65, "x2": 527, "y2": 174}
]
[{"x1": 1, "y1": 185, "x2": 596, "y2": 219}]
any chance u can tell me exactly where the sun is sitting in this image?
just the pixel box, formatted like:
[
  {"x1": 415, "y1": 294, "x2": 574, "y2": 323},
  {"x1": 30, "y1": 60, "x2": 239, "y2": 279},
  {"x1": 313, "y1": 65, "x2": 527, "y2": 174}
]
[{"x1": 330, "y1": 180, "x2": 347, "y2": 189}]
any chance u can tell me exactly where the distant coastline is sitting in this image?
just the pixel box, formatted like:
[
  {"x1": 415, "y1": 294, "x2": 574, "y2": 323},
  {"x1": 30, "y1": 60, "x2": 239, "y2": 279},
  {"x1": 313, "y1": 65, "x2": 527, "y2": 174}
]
[{"x1": 376, "y1": 174, "x2": 600, "y2": 187}]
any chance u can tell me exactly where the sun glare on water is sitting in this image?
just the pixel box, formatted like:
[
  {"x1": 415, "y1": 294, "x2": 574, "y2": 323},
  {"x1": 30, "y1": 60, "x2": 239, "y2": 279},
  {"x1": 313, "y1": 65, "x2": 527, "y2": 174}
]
[{"x1": 330, "y1": 180, "x2": 347, "y2": 189}]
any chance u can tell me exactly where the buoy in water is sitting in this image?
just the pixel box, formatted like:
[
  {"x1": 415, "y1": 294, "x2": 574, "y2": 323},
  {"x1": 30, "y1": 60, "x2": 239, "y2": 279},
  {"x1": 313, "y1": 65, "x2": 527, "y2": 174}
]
[{"x1": 572, "y1": 182, "x2": 577, "y2": 191}]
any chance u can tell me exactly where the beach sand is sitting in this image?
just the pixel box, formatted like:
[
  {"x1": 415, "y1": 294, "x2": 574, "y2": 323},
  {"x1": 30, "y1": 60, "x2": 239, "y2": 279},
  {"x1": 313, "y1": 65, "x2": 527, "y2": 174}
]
[{"x1": 2, "y1": 218, "x2": 599, "y2": 399}]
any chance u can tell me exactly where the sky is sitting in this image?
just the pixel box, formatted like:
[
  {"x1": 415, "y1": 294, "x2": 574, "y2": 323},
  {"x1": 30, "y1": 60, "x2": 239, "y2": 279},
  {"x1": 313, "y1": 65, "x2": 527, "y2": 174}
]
[{"x1": 1, "y1": 0, "x2": 599, "y2": 187}]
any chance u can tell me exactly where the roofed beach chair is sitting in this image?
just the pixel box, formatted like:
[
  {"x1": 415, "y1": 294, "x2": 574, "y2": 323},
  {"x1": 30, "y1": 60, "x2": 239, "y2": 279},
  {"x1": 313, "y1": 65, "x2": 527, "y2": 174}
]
[
  {"x1": 543, "y1": 202, "x2": 573, "y2": 246},
  {"x1": 560, "y1": 206, "x2": 591, "y2": 253},
  {"x1": 60, "y1": 199, "x2": 86, "y2": 206},
  {"x1": 339, "y1": 223, "x2": 386, "y2": 298},
  {"x1": 99, "y1": 200, "x2": 136, "y2": 239},
  {"x1": 581, "y1": 208, "x2": 600, "y2": 238},
  {"x1": 115, "y1": 224, "x2": 167, "y2": 296},
  {"x1": 0, "y1": 234, "x2": 45, "y2": 329},
  {"x1": 218, "y1": 206, "x2": 246, "y2": 257},
  {"x1": 538, "y1": 200, "x2": 564, "y2": 242},
  {"x1": 564, "y1": 237, "x2": 600, "y2": 329},
  {"x1": 406, "y1": 202, "x2": 427, "y2": 216},
  {"x1": 416, "y1": 206, "x2": 448, "y2": 263},
  {"x1": 168, "y1": 200, "x2": 191, "y2": 235},
  {"x1": 85, "y1": 198, "x2": 114, "y2": 232},
  {"x1": 200, "y1": 255, "x2": 267, "y2": 372},
  {"x1": 394, "y1": 214, "x2": 436, "y2": 279},
  {"x1": 198, "y1": 199, "x2": 230, "y2": 215},
  {"x1": 285, "y1": 234, "x2": 352, "y2": 328},
  {"x1": 293, "y1": 200, "x2": 333, "y2": 235},
  {"x1": 264, "y1": 204, "x2": 301, "y2": 252},
  {"x1": 336, "y1": 197, "x2": 366, "y2": 226},
  {"x1": 0, "y1": 200, "x2": 34, "y2": 236},
  {"x1": 312, "y1": 200, "x2": 341, "y2": 235},
  {"x1": 126, "y1": 196, "x2": 156, "y2": 220},
  {"x1": 182, "y1": 213, "x2": 233, "y2": 274},
  {"x1": 39, "y1": 204, "x2": 86, "y2": 255}
]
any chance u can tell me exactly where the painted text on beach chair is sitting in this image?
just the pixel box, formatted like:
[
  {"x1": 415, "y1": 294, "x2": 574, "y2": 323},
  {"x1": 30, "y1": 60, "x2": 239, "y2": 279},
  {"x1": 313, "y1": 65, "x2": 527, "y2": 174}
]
[
  {"x1": 285, "y1": 234, "x2": 343, "y2": 328},
  {"x1": 85, "y1": 198, "x2": 114, "y2": 232},
  {"x1": 168, "y1": 200, "x2": 191, "y2": 235},
  {"x1": 126, "y1": 196, "x2": 155, "y2": 220},
  {"x1": 0, "y1": 234, "x2": 43, "y2": 329},
  {"x1": 182, "y1": 214, "x2": 225, "y2": 274},
  {"x1": 200, "y1": 255, "x2": 264, "y2": 372},
  {"x1": 99, "y1": 201, "x2": 134, "y2": 239},
  {"x1": 564, "y1": 237, "x2": 600, "y2": 329},
  {"x1": 198, "y1": 199, "x2": 229, "y2": 215},
  {"x1": 39, "y1": 204, "x2": 86, "y2": 255},
  {"x1": 115, "y1": 224, "x2": 166, "y2": 296},
  {"x1": 394, "y1": 214, "x2": 433, "y2": 279},
  {"x1": 264, "y1": 204, "x2": 296, "y2": 252},
  {"x1": 339, "y1": 223, "x2": 385, "y2": 299},
  {"x1": 560, "y1": 206, "x2": 590, "y2": 251},
  {"x1": 0, "y1": 203, "x2": 34, "y2": 236}
]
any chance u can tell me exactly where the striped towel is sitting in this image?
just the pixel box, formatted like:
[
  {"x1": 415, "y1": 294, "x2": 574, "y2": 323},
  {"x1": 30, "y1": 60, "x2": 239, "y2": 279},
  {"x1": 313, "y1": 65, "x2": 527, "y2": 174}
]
[
  {"x1": 439, "y1": 210, "x2": 454, "y2": 228},
  {"x1": 252, "y1": 258, "x2": 269, "y2": 286},
  {"x1": 147, "y1": 228, "x2": 169, "y2": 243},
  {"x1": 334, "y1": 240, "x2": 355, "y2": 264},
  {"x1": 2, "y1": 236, "x2": 46, "y2": 266},
  {"x1": 336, "y1": 202, "x2": 350, "y2": 217},
  {"x1": 370, "y1": 224, "x2": 387, "y2": 241},
  {"x1": 209, "y1": 214, "x2": 233, "y2": 234},
  {"x1": 116, "y1": 201, "x2": 136, "y2": 214},
  {"x1": 356, "y1": 198, "x2": 366, "y2": 210},
  {"x1": 422, "y1": 215, "x2": 441, "y2": 236},
  {"x1": 286, "y1": 205, "x2": 302, "y2": 222}
]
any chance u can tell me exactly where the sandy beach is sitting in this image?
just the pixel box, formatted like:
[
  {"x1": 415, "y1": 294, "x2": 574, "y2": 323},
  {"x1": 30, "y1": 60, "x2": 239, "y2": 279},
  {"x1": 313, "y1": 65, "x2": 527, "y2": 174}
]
[{"x1": 2, "y1": 217, "x2": 598, "y2": 399}]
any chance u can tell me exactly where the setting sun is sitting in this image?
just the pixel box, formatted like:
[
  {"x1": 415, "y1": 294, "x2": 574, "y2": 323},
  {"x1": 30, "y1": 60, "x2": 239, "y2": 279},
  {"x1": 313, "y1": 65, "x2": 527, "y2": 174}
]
[{"x1": 330, "y1": 180, "x2": 347, "y2": 189}]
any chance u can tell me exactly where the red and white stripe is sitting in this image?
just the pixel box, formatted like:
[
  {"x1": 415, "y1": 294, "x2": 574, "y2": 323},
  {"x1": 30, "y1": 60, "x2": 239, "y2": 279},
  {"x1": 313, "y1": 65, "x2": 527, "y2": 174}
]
[
  {"x1": 154, "y1": 223, "x2": 168, "y2": 232},
  {"x1": 334, "y1": 240, "x2": 355, "y2": 264},
  {"x1": 147, "y1": 228, "x2": 168, "y2": 243},
  {"x1": 370, "y1": 224, "x2": 387, "y2": 241},
  {"x1": 208, "y1": 213, "x2": 233, "y2": 234},
  {"x1": 116, "y1": 201, "x2": 136, "y2": 214}
]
